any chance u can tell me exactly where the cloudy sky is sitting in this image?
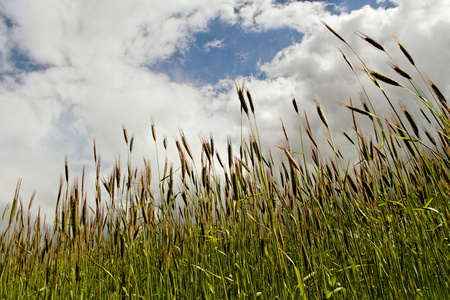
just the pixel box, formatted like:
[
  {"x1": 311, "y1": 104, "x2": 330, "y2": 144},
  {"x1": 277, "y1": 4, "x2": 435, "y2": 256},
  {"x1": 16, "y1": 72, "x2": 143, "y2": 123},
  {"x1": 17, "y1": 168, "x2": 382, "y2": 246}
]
[{"x1": 1, "y1": 0, "x2": 449, "y2": 220}]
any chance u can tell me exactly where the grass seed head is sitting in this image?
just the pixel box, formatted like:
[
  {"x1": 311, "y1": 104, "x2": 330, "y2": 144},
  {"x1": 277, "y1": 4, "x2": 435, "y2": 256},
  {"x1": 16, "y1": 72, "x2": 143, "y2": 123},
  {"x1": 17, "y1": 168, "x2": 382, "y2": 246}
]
[
  {"x1": 28, "y1": 190, "x2": 36, "y2": 211},
  {"x1": 303, "y1": 111, "x2": 318, "y2": 148},
  {"x1": 122, "y1": 125, "x2": 129, "y2": 145},
  {"x1": 235, "y1": 82, "x2": 249, "y2": 116},
  {"x1": 369, "y1": 70, "x2": 404, "y2": 87},
  {"x1": 315, "y1": 97, "x2": 329, "y2": 129},
  {"x1": 388, "y1": 62, "x2": 412, "y2": 80},
  {"x1": 227, "y1": 136, "x2": 233, "y2": 170},
  {"x1": 180, "y1": 129, "x2": 194, "y2": 160},
  {"x1": 339, "y1": 48, "x2": 355, "y2": 72},
  {"x1": 357, "y1": 31, "x2": 385, "y2": 52},
  {"x1": 321, "y1": 21, "x2": 347, "y2": 45},
  {"x1": 65, "y1": 156, "x2": 69, "y2": 183},
  {"x1": 151, "y1": 117, "x2": 157, "y2": 142},
  {"x1": 427, "y1": 77, "x2": 449, "y2": 110},
  {"x1": 421, "y1": 125, "x2": 436, "y2": 146},
  {"x1": 210, "y1": 133, "x2": 214, "y2": 155},
  {"x1": 130, "y1": 134, "x2": 135, "y2": 152},
  {"x1": 416, "y1": 100, "x2": 432, "y2": 124},
  {"x1": 342, "y1": 130, "x2": 355, "y2": 145},
  {"x1": 246, "y1": 89, "x2": 255, "y2": 114},
  {"x1": 392, "y1": 34, "x2": 416, "y2": 66},
  {"x1": 399, "y1": 100, "x2": 420, "y2": 137},
  {"x1": 292, "y1": 97, "x2": 299, "y2": 114},
  {"x1": 216, "y1": 151, "x2": 224, "y2": 169}
]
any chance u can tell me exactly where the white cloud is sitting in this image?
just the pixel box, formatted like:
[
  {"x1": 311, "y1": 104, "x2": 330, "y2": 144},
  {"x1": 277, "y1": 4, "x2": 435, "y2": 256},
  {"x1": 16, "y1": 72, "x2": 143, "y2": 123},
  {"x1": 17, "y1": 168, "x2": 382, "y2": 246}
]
[
  {"x1": 203, "y1": 39, "x2": 225, "y2": 52},
  {"x1": 0, "y1": 0, "x2": 449, "y2": 222}
]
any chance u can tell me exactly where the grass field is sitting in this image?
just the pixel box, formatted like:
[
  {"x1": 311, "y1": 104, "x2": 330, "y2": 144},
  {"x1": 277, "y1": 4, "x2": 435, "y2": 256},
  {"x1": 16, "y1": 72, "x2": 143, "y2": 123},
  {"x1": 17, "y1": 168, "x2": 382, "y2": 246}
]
[{"x1": 1, "y1": 24, "x2": 449, "y2": 299}]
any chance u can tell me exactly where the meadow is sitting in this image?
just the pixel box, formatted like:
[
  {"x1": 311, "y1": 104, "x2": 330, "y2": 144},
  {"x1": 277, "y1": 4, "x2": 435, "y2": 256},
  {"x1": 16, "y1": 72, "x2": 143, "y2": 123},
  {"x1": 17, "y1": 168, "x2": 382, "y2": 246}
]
[{"x1": 1, "y1": 24, "x2": 449, "y2": 299}]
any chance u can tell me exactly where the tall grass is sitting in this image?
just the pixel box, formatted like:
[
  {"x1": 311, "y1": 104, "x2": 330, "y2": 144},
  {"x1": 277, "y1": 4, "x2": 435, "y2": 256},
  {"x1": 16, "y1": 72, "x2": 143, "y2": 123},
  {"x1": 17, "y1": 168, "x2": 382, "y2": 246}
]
[{"x1": 1, "y1": 25, "x2": 449, "y2": 299}]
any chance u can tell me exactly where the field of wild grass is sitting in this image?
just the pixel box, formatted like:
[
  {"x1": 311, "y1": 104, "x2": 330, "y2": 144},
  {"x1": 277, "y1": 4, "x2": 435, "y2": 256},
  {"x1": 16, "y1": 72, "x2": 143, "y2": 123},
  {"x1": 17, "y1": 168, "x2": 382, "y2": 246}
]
[{"x1": 1, "y1": 24, "x2": 449, "y2": 299}]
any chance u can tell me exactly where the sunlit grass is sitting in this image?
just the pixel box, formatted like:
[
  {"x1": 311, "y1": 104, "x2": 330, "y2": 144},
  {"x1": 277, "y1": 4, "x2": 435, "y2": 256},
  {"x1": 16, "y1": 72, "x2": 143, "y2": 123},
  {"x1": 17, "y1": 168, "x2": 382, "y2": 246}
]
[{"x1": 1, "y1": 25, "x2": 449, "y2": 299}]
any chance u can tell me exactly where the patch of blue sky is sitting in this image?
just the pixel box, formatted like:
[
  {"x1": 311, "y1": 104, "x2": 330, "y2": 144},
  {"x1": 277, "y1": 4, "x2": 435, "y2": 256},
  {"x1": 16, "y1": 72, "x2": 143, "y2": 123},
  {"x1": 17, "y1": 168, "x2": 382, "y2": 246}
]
[
  {"x1": 334, "y1": 0, "x2": 397, "y2": 11},
  {"x1": 273, "y1": 0, "x2": 397, "y2": 12},
  {"x1": 1, "y1": 15, "x2": 50, "y2": 81},
  {"x1": 0, "y1": 13, "x2": 14, "y2": 28},
  {"x1": 8, "y1": 48, "x2": 49, "y2": 72},
  {"x1": 0, "y1": 47, "x2": 50, "y2": 84},
  {"x1": 150, "y1": 19, "x2": 302, "y2": 85}
]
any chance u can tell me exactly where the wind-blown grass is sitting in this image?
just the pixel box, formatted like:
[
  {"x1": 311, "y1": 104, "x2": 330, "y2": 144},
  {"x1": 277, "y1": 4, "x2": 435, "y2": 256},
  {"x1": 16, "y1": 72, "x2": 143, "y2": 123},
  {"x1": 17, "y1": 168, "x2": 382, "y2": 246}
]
[{"x1": 1, "y1": 25, "x2": 449, "y2": 299}]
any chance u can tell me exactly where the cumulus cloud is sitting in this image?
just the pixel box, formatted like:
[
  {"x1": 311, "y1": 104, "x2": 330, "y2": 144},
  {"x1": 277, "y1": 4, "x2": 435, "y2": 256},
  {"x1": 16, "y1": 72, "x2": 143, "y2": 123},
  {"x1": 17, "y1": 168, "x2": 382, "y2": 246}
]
[{"x1": 0, "y1": 0, "x2": 449, "y2": 222}]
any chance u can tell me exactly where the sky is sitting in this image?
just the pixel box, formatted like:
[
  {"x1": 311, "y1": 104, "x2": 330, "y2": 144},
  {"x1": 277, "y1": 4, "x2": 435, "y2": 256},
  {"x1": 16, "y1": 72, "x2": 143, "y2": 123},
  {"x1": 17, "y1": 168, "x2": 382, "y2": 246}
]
[{"x1": 0, "y1": 0, "x2": 449, "y2": 222}]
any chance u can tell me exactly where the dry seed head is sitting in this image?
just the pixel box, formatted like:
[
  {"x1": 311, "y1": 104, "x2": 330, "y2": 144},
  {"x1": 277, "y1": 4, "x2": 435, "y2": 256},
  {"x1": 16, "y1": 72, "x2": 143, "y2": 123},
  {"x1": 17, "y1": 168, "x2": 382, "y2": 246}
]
[
  {"x1": 369, "y1": 70, "x2": 404, "y2": 87},
  {"x1": 399, "y1": 100, "x2": 420, "y2": 137},
  {"x1": 122, "y1": 125, "x2": 129, "y2": 144},
  {"x1": 415, "y1": 100, "x2": 432, "y2": 124},
  {"x1": 321, "y1": 21, "x2": 347, "y2": 45},
  {"x1": 392, "y1": 34, "x2": 415, "y2": 66},
  {"x1": 315, "y1": 97, "x2": 329, "y2": 129},
  {"x1": 235, "y1": 82, "x2": 249, "y2": 116},
  {"x1": 398, "y1": 128, "x2": 416, "y2": 157},
  {"x1": 179, "y1": 129, "x2": 193, "y2": 160},
  {"x1": 339, "y1": 48, "x2": 355, "y2": 72},
  {"x1": 388, "y1": 62, "x2": 412, "y2": 80},
  {"x1": 246, "y1": 89, "x2": 255, "y2": 114},
  {"x1": 369, "y1": 137, "x2": 374, "y2": 160},
  {"x1": 253, "y1": 139, "x2": 262, "y2": 162},
  {"x1": 427, "y1": 77, "x2": 449, "y2": 110},
  {"x1": 65, "y1": 156, "x2": 69, "y2": 183},
  {"x1": 421, "y1": 125, "x2": 436, "y2": 146},
  {"x1": 130, "y1": 134, "x2": 135, "y2": 152},
  {"x1": 216, "y1": 151, "x2": 224, "y2": 169},
  {"x1": 115, "y1": 159, "x2": 121, "y2": 189},
  {"x1": 17, "y1": 198, "x2": 24, "y2": 226},
  {"x1": 237, "y1": 158, "x2": 251, "y2": 173},
  {"x1": 303, "y1": 111, "x2": 318, "y2": 148},
  {"x1": 437, "y1": 129, "x2": 449, "y2": 147},
  {"x1": 349, "y1": 97, "x2": 357, "y2": 128},
  {"x1": 210, "y1": 133, "x2": 214, "y2": 155},
  {"x1": 175, "y1": 139, "x2": 185, "y2": 162},
  {"x1": 163, "y1": 136, "x2": 168, "y2": 150},
  {"x1": 357, "y1": 31, "x2": 385, "y2": 52},
  {"x1": 311, "y1": 146, "x2": 319, "y2": 167},
  {"x1": 151, "y1": 117, "x2": 157, "y2": 142},
  {"x1": 346, "y1": 174, "x2": 358, "y2": 193},
  {"x1": 28, "y1": 190, "x2": 36, "y2": 211},
  {"x1": 292, "y1": 96, "x2": 299, "y2": 114},
  {"x1": 280, "y1": 118, "x2": 289, "y2": 142},
  {"x1": 359, "y1": 93, "x2": 373, "y2": 120},
  {"x1": 81, "y1": 165, "x2": 85, "y2": 193},
  {"x1": 201, "y1": 139, "x2": 212, "y2": 165},
  {"x1": 227, "y1": 136, "x2": 233, "y2": 170},
  {"x1": 362, "y1": 102, "x2": 373, "y2": 121},
  {"x1": 82, "y1": 198, "x2": 87, "y2": 229},
  {"x1": 342, "y1": 129, "x2": 355, "y2": 145},
  {"x1": 281, "y1": 144, "x2": 300, "y2": 172},
  {"x1": 2, "y1": 204, "x2": 10, "y2": 221},
  {"x1": 93, "y1": 139, "x2": 97, "y2": 162}
]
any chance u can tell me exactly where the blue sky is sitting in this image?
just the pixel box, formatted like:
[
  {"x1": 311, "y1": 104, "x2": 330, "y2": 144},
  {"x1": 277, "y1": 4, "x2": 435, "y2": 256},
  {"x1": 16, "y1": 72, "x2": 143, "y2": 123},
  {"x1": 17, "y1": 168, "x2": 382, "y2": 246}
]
[
  {"x1": 0, "y1": 0, "x2": 448, "y2": 221},
  {"x1": 150, "y1": 19, "x2": 302, "y2": 85}
]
